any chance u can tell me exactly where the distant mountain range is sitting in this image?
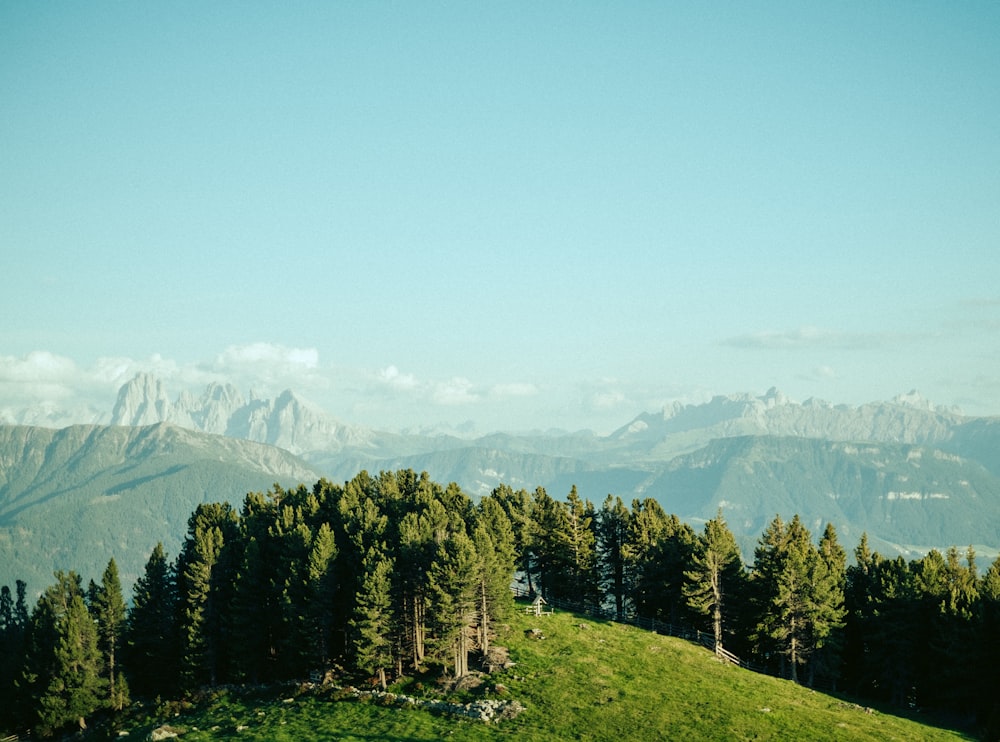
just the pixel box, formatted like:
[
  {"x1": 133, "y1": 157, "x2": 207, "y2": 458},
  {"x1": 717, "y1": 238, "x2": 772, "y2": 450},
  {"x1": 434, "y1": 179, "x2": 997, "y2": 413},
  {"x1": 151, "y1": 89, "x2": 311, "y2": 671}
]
[
  {"x1": 2, "y1": 374, "x2": 999, "y2": 595},
  {"x1": 0, "y1": 422, "x2": 323, "y2": 595}
]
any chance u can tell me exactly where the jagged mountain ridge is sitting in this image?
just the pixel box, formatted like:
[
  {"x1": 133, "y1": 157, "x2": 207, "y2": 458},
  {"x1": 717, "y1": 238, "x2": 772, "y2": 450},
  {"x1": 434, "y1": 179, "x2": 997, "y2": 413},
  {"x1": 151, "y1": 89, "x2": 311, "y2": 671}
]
[
  {"x1": 106, "y1": 374, "x2": 985, "y2": 465},
  {"x1": 110, "y1": 373, "x2": 380, "y2": 455},
  {"x1": 609, "y1": 387, "x2": 966, "y2": 460}
]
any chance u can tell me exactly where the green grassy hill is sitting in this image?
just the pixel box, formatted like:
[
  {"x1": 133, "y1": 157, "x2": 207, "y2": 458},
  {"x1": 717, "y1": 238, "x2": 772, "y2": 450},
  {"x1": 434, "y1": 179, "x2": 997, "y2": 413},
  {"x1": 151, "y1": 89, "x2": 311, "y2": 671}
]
[{"x1": 95, "y1": 600, "x2": 973, "y2": 742}]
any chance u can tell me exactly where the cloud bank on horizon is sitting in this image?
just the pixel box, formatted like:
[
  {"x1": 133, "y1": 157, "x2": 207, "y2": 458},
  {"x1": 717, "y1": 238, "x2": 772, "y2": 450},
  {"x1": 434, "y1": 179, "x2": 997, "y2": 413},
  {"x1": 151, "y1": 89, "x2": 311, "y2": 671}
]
[
  {"x1": 2, "y1": 4, "x2": 999, "y2": 431},
  {"x1": 1, "y1": 330, "x2": 998, "y2": 436}
]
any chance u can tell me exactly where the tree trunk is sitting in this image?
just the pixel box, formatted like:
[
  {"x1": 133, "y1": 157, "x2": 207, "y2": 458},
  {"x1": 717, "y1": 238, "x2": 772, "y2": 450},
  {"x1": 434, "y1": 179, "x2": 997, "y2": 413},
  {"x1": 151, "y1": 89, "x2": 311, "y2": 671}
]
[{"x1": 479, "y1": 580, "x2": 490, "y2": 656}]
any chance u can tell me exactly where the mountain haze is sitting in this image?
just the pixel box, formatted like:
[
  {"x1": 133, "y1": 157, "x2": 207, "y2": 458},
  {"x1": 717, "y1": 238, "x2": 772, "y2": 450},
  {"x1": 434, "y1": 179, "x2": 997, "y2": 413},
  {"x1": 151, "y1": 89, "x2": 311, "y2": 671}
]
[
  {"x1": 0, "y1": 423, "x2": 323, "y2": 594},
  {"x1": 3, "y1": 375, "x2": 1000, "y2": 597}
]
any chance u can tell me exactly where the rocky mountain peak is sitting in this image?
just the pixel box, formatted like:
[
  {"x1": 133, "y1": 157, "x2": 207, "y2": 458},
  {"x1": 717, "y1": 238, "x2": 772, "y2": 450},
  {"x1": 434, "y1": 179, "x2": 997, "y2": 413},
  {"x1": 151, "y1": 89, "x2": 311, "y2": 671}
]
[{"x1": 110, "y1": 372, "x2": 170, "y2": 426}]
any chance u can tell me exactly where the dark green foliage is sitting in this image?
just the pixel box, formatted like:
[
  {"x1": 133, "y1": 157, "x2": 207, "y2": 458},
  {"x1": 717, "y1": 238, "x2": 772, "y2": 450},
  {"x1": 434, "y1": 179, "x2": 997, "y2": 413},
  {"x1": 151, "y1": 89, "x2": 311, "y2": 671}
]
[
  {"x1": 749, "y1": 515, "x2": 845, "y2": 684},
  {"x1": 125, "y1": 543, "x2": 178, "y2": 697},
  {"x1": 176, "y1": 502, "x2": 240, "y2": 688},
  {"x1": 91, "y1": 558, "x2": 130, "y2": 710},
  {"x1": 684, "y1": 510, "x2": 745, "y2": 654},
  {"x1": 0, "y1": 580, "x2": 29, "y2": 732},
  {"x1": 350, "y1": 547, "x2": 395, "y2": 689},
  {"x1": 596, "y1": 495, "x2": 630, "y2": 619},
  {"x1": 630, "y1": 506, "x2": 697, "y2": 626},
  {"x1": 21, "y1": 572, "x2": 105, "y2": 736}
]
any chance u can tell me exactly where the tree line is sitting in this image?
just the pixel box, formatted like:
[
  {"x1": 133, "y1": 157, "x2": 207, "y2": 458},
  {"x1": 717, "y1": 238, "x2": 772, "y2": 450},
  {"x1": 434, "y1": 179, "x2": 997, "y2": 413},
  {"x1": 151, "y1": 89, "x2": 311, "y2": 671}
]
[{"x1": 1, "y1": 470, "x2": 999, "y2": 737}]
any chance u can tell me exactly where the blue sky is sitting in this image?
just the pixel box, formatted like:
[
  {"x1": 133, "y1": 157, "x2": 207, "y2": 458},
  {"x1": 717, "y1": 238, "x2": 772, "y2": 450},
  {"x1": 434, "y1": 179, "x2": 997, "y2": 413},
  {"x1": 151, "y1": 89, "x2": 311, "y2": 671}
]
[{"x1": 2, "y1": 2, "x2": 999, "y2": 433}]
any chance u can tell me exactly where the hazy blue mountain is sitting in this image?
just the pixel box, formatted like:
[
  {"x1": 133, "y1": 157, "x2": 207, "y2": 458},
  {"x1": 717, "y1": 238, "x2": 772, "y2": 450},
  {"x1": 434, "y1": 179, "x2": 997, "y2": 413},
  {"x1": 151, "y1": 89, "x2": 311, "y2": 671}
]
[
  {"x1": 634, "y1": 436, "x2": 1000, "y2": 559},
  {"x1": 5, "y1": 379, "x2": 1000, "y2": 595},
  {"x1": 0, "y1": 423, "x2": 323, "y2": 596},
  {"x1": 609, "y1": 388, "x2": 965, "y2": 461}
]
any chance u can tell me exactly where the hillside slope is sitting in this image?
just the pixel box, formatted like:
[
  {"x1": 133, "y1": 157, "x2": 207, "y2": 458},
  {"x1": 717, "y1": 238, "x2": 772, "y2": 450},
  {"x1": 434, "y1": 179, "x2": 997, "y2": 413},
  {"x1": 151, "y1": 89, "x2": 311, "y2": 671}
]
[
  {"x1": 640, "y1": 435, "x2": 1000, "y2": 558},
  {"x1": 0, "y1": 423, "x2": 323, "y2": 594},
  {"x1": 103, "y1": 600, "x2": 973, "y2": 742}
]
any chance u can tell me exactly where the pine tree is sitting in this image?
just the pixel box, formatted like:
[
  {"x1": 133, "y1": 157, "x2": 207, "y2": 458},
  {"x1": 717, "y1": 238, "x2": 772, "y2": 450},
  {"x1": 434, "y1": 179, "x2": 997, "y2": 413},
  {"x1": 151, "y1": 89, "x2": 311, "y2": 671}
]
[
  {"x1": 751, "y1": 515, "x2": 819, "y2": 681},
  {"x1": 472, "y1": 498, "x2": 516, "y2": 656},
  {"x1": 528, "y1": 487, "x2": 569, "y2": 600},
  {"x1": 977, "y1": 557, "x2": 1000, "y2": 735},
  {"x1": 23, "y1": 572, "x2": 105, "y2": 735},
  {"x1": 350, "y1": 547, "x2": 395, "y2": 689},
  {"x1": 684, "y1": 510, "x2": 743, "y2": 655},
  {"x1": 175, "y1": 502, "x2": 239, "y2": 689},
  {"x1": 427, "y1": 530, "x2": 480, "y2": 678},
  {"x1": 305, "y1": 522, "x2": 338, "y2": 667},
  {"x1": 597, "y1": 495, "x2": 631, "y2": 619},
  {"x1": 91, "y1": 558, "x2": 130, "y2": 710},
  {"x1": 806, "y1": 523, "x2": 846, "y2": 687},
  {"x1": 0, "y1": 582, "x2": 28, "y2": 732},
  {"x1": 632, "y1": 509, "x2": 697, "y2": 625},
  {"x1": 125, "y1": 543, "x2": 178, "y2": 697},
  {"x1": 488, "y1": 484, "x2": 534, "y2": 593}
]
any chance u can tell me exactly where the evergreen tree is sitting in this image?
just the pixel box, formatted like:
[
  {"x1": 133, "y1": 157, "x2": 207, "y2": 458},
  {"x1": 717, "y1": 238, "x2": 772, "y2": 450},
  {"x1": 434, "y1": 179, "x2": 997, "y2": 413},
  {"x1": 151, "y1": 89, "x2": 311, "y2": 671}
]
[
  {"x1": 751, "y1": 515, "x2": 820, "y2": 682},
  {"x1": 633, "y1": 510, "x2": 697, "y2": 626},
  {"x1": 397, "y1": 510, "x2": 433, "y2": 671},
  {"x1": 489, "y1": 484, "x2": 534, "y2": 593},
  {"x1": 625, "y1": 499, "x2": 669, "y2": 619},
  {"x1": 597, "y1": 495, "x2": 631, "y2": 619},
  {"x1": 0, "y1": 582, "x2": 28, "y2": 732},
  {"x1": 805, "y1": 523, "x2": 846, "y2": 687},
  {"x1": 175, "y1": 502, "x2": 239, "y2": 689},
  {"x1": 427, "y1": 530, "x2": 480, "y2": 678},
  {"x1": 473, "y1": 497, "x2": 516, "y2": 656},
  {"x1": 529, "y1": 487, "x2": 570, "y2": 600},
  {"x1": 304, "y1": 522, "x2": 339, "y2": 667},
  {"x1": 684, "y1": 510, "x2": 743, "y2": 655},
  {"x1": 921, "y1": 546, "x2": 979, "y2": 712},
  {"x1": 229, "y1": 492, "x2": 276, "y2": 683},
  {"x1": 126, "y1": 542, "x2": 178, "y2": 697},
  {"x1": 350, "y1": 547, "x2": 395, "y2": 689},
  {"x1": 22, "y1": 572, "x2": 105, "y2": 735},
  {"x1": 977, "y1": 557, "x2": 1000, "y2": 736},
  {"x1": 563, "y1": 486, "x2": 600, "y2": 605},
  {"x1": 91, "y1": 558, "x2": 130, "y2": 710}
]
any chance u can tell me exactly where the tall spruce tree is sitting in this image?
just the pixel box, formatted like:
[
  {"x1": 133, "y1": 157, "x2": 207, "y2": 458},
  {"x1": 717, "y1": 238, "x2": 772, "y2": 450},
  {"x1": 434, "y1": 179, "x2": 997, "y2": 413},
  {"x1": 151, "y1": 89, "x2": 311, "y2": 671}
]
[
  {"x1": 0, "y1": 582, "x2": 29, "y2": 732},
  {"x1": 91, "y1": 558, "x2": 129, "y2": 710},
  {"x1": 806, "y1": 523, "x2": 846, "y2": 687},
  {"x1": 350, "y1": 547, "x2": 395, "y2": 689},
  {"x1": 751, "y1": 515, "x2": 819, "y2": 681},
  {"x1": 978, "y1": 557, "x2": 1000, "y2": 735},
  {"x1": 175, "y1": 502, "x2": 239, "y2": 689},
  {"x1": 427, "y1": 529, "x2": 480, "y2": 678},
  {"x1": 597, "y1": 495, "x2": 631, "y2": 619},
  {"x1": 23, "y1": 572, "x2": 105, "y2": 735},
  {"x1": 305, "y1": 522, "x2": 339, "y2": 667},
  {"x1": 126, "y1": 542, "x2": 178, "y2": 697},
  {"x1": 684, "y1": 511, "x2": 744, "y2": 655},
  {"x1": 473, "y1": 497, "x2": 516, "y2": 656},
  {"x1": 489, "y1": 484, "x2": 534, "y2": 593}
]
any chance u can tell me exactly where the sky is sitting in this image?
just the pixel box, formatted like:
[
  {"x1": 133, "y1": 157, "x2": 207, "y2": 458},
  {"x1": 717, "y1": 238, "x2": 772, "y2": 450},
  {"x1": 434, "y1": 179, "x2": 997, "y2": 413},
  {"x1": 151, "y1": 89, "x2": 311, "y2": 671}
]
[{"x1": 2, "y1": 2, "x2": 999, "y2": 435}]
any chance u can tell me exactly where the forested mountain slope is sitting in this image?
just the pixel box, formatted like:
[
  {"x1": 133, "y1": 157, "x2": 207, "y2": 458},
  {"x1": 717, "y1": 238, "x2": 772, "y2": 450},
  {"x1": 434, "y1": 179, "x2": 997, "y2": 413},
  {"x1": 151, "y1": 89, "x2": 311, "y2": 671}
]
[
  {"x1": 0, "y1": 423, "x2": 322, "y2": 594},
  {"x1": 638, "y1": 436, "x2": 1000, "y2": 558}
]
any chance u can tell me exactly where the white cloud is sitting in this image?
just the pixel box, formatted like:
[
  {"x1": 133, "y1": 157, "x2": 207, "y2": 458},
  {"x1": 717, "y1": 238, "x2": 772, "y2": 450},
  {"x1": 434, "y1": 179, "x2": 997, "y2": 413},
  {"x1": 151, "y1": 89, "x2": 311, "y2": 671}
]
[
  {"x1": 433, "y1": 377, "x2": 479, "y2": 405},
  {"x1": 215, "y1": 342, "x2": 319, "y2": 370},
  {"x1": 377, "y1": 365, "x2": 419, "y2": 391}
]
